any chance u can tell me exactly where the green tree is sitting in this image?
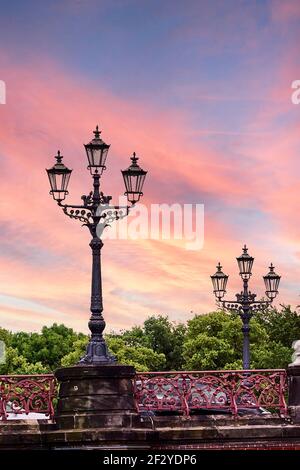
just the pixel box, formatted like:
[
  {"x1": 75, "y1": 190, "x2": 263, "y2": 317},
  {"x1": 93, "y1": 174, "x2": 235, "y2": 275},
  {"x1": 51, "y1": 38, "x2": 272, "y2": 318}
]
[
  {"x1": 1, "y1": 307, "x2": 298, "y2": 374},
  {"x1": 251, "y1": 341, "x2": 291, "y2": 369},
  {"x1": 61, "y1": 335, "x2": 166, "y2": 372},
  {"x1": 60, "y1": 337, "x2": 88, "y2": 367},
  {"x1": 0, "y1": 327, "x2": 12, "y2": 347},
  {"x1": 120, "y1": 315, "x2": 186, "y2": 370},
  {"x1": 107, "y1": 336, "x2": 166, "y2": 371},
  {"x1": 0, "y1": 347, "x2": 48, "y2": 374},
  {"x1": 256, "y1": 305, "x2": 300, "y2": 349},
  {"x1": 183, "y1": 311, "x2": 236, "y2": 369},
  {"x1": 182, "y1": 311, "x2": 289, "y2": 370},
  {"x1": 121, "y1": 326, "x2": 148, "y2": 347},
  {"x1": 183, "y1": 334, "x2": 236, "y2": 370},
  {"x1": 10, "y1": 324, "x2": 86, "y2": 370}
]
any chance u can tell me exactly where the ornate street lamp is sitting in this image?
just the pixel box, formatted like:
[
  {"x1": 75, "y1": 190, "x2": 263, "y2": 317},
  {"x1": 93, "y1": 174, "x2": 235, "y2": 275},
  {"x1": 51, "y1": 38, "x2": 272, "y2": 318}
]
[
  {"x1": 122, "y1": 152, "x2": 147, "y2": 204},
  {"x1": 211, "y1": 245, "x2": 280, "y2": 369},
  {"x1": 46, "y1": 151, "x2": 72, "y2": 202},
  {"x1": 264, "y1": 263, "x2": 281, "y2": 300},
  {"x1": 211, "y1": 263, "x2": 228, "y2": 301},
  {"x1": 236, "y1": 245, "x2": 254, "y2": 280},
  {"x1": 84, "y1": 125, "x2": 110, "y2": 176},
  {"x1": 46, "y1": 126, "x2": 147, "y2": 364}
]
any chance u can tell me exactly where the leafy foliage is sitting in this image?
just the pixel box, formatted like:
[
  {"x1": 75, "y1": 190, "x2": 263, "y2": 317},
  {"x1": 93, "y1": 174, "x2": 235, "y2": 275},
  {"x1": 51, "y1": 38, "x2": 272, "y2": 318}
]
[
  {"x1": 255, "y1": 305, "x2": 300, "y2": 348},
  {"x1": 119, "y1": 315, "x2": 186, "y2": 370},
  {"x1": 0, "y1": 347, "x2": 48, "y2": 374},
  {"x1": 182, "y1": 311, "x2": 291, "y2": 370},
  {"x1": 10, "y1": 324, "x2": 86, "y2": 370},
  {"x1": 0, "y1": 306, "x2": 298, "y2": 374},
  {"x1": 107, "y1": 336, "x2": 166, "y2": 372},
  {"x1": 60, "y1": 337, "x2": 88, "y2": 367}
]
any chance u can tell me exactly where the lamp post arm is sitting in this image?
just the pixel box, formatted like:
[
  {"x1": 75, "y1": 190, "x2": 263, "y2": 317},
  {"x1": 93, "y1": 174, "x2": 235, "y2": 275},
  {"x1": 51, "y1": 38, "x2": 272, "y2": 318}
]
[
  {"x1": 56, "y1": 202, "x2": 131, "y2": 215},
  {"x1": 221, "y1": 298, "x2": 271, "y2": 313},
  {"x1": 96, "y1": 205, "x2": 132, "y2": 237},
  {"x1": 57, "y1": 200, "x2": 133, "y2": 235},
  {"x1": 249, "y1": 300, "x2": 272, "y2": 312},
  {"x1": 99, "y1": 204, "x2": 130, "y2": 217},
  {"x1": 57, "y1": 201, "x2": 88, "y2": 210},
  {"x1": 57, "y1": 201, "x2": 94, "y2": 226},
  {"x1": 220, "y1": 300, "x2": 242, "y2": 312}
]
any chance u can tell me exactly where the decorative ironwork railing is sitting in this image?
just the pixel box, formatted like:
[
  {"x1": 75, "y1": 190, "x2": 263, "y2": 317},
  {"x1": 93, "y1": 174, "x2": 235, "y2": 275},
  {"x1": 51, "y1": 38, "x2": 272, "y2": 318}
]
[
  {"x1": 0, "y1": 375, "x2": 57, "y2": 421},
  {"x1": 134, "y1": 369, "x2": 288, "y2": 418},
  {"x1": 0, "y1": 369, "x2": 288, "y2": 421}
]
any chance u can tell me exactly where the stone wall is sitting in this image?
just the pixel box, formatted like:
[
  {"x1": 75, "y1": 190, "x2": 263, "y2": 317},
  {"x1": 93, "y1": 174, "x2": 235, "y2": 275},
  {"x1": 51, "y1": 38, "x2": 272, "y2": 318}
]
[{"x1": 1, "y1": 415, "x2": 300, "y2": 450}]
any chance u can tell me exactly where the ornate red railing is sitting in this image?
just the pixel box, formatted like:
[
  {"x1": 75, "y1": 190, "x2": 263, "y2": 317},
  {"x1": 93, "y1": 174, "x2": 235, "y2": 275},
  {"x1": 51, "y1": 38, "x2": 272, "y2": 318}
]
[
  {"x1": 0, "y1": 369, "x2": 288, "y2": 421},
  {"x1": 0, "y1": 375, "x2": 57, "y2": 421},
  {"x1": 134, "y1": 369, "x2": 288, "y2": 418}
]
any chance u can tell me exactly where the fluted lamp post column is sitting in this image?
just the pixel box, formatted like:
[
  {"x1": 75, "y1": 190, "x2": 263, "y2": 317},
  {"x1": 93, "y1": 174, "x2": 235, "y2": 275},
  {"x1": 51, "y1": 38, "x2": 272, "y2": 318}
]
[
  {"x1": 211, "y1": 246, "x2": 280, "y2": 369},
  {"x1": 46, "y1": 127, "x2": 147, "y2": 429}
]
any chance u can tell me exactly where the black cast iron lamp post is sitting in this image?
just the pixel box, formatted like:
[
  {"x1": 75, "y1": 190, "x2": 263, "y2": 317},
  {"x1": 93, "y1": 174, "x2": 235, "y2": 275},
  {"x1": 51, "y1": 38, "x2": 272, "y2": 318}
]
[
  {"x1": 211, "y1": 245, "x2": 281, "y2": 369},
  {"x1": 46, "y1": 126, "x2": 147, "y2": 365}
]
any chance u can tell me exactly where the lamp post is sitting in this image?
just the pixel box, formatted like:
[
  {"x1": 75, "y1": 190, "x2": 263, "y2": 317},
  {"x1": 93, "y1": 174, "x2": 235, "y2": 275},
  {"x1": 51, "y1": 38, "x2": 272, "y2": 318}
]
[
  {"x1": 211, "y1": 245, "x2": 280, "y2": 369},
  {"x1": 46, "y1": 126, "x2": 147, "y2": 365}
]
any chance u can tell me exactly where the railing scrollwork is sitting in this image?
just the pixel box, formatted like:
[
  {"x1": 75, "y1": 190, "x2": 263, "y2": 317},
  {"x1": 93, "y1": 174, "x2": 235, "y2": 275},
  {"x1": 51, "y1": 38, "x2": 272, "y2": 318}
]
[{"x1": 0, "y1": 375, "x2": 57, "y2": 421}]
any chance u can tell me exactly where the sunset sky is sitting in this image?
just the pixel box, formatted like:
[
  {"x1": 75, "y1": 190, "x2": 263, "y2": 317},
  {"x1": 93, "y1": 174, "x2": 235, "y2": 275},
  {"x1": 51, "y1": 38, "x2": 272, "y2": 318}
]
[{"x1": 0, "y1": 0, "x2": 300, "y2": 333}]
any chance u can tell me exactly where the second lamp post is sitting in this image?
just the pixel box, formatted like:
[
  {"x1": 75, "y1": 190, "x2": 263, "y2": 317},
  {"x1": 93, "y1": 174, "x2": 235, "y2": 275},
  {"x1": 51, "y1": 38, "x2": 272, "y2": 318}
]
[{"x1": 211, "y1": 245, "x2": 281, "y2": 369}]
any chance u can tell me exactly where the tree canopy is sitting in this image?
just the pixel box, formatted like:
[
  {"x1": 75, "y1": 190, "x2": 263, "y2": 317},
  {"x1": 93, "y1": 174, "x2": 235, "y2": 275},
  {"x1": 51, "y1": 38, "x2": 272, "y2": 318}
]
[{"x1": 0, "y1": 306, "x2": 297, "y2": 374}]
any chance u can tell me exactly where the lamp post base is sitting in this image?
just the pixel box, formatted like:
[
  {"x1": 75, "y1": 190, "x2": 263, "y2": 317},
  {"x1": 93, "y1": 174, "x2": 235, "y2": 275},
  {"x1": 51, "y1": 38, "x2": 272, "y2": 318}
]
[
  {"x1": 79, "y1": 338, "x2": 116, "y2": 364},
  {"x1": 54, "y1": 364, "x2": 140, "y2": 429}
]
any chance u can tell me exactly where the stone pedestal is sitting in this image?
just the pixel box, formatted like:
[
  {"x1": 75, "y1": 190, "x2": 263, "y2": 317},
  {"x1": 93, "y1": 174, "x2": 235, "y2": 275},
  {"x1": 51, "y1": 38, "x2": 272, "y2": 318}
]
[
  {"x1": 287, "y1": 365, "x2": 300, "y2": 422},
  {"x1": 54, "y1": 364, "x2": 141, "y2": 429}
]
